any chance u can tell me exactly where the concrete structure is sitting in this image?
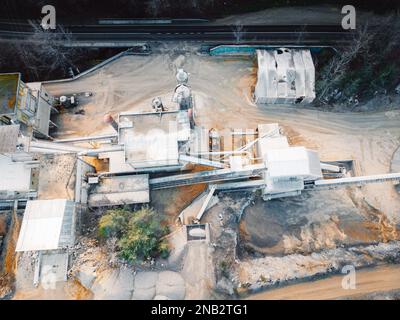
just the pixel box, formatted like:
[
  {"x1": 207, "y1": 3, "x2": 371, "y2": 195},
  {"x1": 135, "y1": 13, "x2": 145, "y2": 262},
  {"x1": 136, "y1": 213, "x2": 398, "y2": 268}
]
[
  {"x1": 257, "y1": 123, "x2": 289, "y2": 158},
  {"x1": 0, "y1": 124, "x2": 20, "y2": 153},
  {"x1": 104, "y1": 110, "x2": 191, "y2": 172},
  {"x1": 16, "y1": 199, "x2": 76, "y2": 252},
  {"x1": 0, "y1": 124, "x2": 38, "y2": 207},
  {"x1": 15, "y1": 201, "x2": 74, "y2": 287},
  {"x1": 254, "y1": 49, "x2": 315, "y2": 104},
  {"x1": 263, "y1": 147, "x2": 322, "y2": 199},
  {"x1": 0, "y1": 153, "x2": 38, "y2": 201},
  {"x1": 0, "y1": 73, "x2": 54, "y2": 138},
  {"x1": 88, "y1": 174, "x2": 150, "y2": 207},
  {"x1": 16, "y1": 199, "x2": 75, "y2": 287},
  {"x1": 173, "y1": 84, "x2": 192, "y2": 110}
]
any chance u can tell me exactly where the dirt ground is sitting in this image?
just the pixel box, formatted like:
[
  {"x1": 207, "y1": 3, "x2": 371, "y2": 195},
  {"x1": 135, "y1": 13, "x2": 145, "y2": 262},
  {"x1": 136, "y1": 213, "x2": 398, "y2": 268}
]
[
  {"x1": 37, "y1": 154, "x2": 77, "y2": 200},
  {"x1": 240, "y1": 188, "x2": 399, "y2": 256},
  {"x1": 247, "y1": 264, "x2": 400, "y2": 300}
]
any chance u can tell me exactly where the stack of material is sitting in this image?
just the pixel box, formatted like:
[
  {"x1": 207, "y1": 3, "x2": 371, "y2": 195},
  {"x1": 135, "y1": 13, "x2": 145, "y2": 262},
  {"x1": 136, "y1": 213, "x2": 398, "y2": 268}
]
[{"x1": 254, "y1": 48, "x2": 315, "y2": 105}]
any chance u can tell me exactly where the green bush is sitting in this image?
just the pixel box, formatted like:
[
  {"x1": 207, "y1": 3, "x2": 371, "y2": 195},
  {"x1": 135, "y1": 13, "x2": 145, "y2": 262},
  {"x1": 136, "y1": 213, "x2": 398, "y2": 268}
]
[
  {"x1": 98, "y1": 208, "x2": 130, "y2": 239},
  {"x1": 98, "y1": 207, "x2": 169, "y2": 263}
]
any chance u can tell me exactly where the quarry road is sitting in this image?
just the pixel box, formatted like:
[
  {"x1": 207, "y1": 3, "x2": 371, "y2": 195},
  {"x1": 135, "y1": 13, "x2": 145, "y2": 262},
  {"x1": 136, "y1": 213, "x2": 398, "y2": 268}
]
[
  {"x1": 246, "y1": 264, "x2": 400, "y2": 300},
  {"x1": 245, "y1": 105, "x2": 400, "y2": 134}
]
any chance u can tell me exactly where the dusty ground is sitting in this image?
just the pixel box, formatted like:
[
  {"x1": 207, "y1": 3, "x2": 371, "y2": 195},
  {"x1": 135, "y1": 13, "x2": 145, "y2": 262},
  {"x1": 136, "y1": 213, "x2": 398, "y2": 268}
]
[
  {"x1": 37, "y1": 154, "x2": 77, "y2": 200},
  {"x1": 240, "y1": 188, "x2": 399, "y2": 256},
  {"x1": 26, "y1": 48, "x2": 400, "y2": 299},
  {"x1": 392, "y1": 147, "x2": 400, "y2": 172},
  {"x1": 247, "y1": 264, "x2": 400, "y2": 300}
]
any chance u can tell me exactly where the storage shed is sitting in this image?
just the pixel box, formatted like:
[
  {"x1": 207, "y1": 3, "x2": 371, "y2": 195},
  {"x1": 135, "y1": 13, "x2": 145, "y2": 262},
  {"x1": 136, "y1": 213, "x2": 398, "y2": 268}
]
[{"x1": 16, "y1": 199, "x2": 75, "y2": 252}]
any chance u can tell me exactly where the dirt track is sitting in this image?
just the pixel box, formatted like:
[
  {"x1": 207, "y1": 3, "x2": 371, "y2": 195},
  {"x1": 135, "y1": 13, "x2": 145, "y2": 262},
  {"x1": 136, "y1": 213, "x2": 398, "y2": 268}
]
[{"x1": 247, "y1": 264, "x2": 400, "y2": 300}]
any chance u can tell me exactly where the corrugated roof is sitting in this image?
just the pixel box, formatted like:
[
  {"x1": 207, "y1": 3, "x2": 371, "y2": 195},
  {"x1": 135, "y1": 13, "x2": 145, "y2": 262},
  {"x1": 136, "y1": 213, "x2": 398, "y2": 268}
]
[
  {"x1": 16, "y1": 199, "x2": 75, "y2": 252},
  {"x1": 0, "y1": 124, "x2": 20, "y2": 153}
]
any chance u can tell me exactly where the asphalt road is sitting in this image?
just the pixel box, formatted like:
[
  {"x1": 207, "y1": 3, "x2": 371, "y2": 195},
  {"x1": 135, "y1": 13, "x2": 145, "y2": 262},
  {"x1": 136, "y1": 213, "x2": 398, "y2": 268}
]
[{"x1": 0, "y1": 22, "x2": 354, "y2": 45}]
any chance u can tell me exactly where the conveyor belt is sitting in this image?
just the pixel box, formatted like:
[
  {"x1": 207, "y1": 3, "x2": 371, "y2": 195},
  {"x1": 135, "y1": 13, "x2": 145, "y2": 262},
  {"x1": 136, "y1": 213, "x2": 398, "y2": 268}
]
[
  {"x1": 149, "y1": 164, "x2": 265, "y2": 190},
  {"x1": 314, "y1": 173, "x2": 400, "y2": 188}
]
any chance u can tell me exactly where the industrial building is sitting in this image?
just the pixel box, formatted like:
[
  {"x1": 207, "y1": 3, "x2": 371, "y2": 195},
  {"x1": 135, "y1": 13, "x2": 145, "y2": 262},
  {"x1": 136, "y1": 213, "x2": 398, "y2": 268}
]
[
  {"x1": 254, "y1": 48, "x2": 316, "y2": 104},
  {"x1": 88, "y1": 174, "x2": 150, "y2": 207},
  {"x1": 116, "y1": 110, "x2": 191, "y2": 171},
  {"x1": 16, "y1": 199, "x2": 76, "y2": 252},
  {"x1": 0, "y1": 73, "x2": 55, "y2": 138},
  {"x1": 0, "y1": 124, "x2": 39, "y2": 205},
  {"x1": 16, "y1": 199, "x2": 76, "y2": 286}
]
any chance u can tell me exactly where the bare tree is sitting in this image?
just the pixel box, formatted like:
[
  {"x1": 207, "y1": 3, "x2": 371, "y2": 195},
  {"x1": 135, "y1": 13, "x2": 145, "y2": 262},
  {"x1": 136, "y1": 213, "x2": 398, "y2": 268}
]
[
  {"x1": 317, "y1": 14, "x2": 400, "y2": 104},
  {"x1": 12, "y1": 21, "x2": 82, "y2": 79},
  {"x1": 146, "y1": 0, "x2": 163, "y2": 17},
  {"x1": 317, "y1": 23, "x2": 373, "y2": 103},
  {"x1": 233, "y1": 21, "x2": 244, "y2": 44}
]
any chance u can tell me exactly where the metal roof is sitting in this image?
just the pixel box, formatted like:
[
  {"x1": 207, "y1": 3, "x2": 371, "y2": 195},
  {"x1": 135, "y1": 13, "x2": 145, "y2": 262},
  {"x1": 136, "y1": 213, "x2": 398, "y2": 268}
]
[
  {"x1": 118, "y1": 111, "x2": 181, "y2": 169},
  {"x1": 0, "y1": 124, "x2": 20, "y2": 153},
  {"x1": 0, "y1": 154, "x2": 33, "y2": 192},
  {"x1": 16, "y1": 199, "x2": 75, "y2": 252},
  {"x1": 254, "y1": 49, "x2": 315, "y2": 104},
  {"x1": 266, "y1": 146, "x2": 322, "y2": 181},
  {"x1": 0, "y1": 73, "x2": 20, "y2": 116}
]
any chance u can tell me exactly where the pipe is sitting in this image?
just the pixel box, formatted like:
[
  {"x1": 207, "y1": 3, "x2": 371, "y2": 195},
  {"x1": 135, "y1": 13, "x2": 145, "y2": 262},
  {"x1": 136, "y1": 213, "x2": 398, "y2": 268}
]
[
  {"x1": 53, "y1": 134, "x2": 117, "y2": 143},
  {"x1": 77, "y1": 145, "x2": 124, "y2": 156},
  {"x1": 188, "y1": 150, "x2": 250, "y2": 156},
  {"x1": 103, "y1": 113, "x2": 118, "y2": 132},
  {"x1": 30, "y1": 141, "x2": 86, "y2": 153}
]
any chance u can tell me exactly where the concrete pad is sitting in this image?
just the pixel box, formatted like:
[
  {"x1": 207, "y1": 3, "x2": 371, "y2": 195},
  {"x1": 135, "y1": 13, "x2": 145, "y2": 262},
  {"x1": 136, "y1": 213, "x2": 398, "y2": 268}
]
[
  {"x1": 132, "y1": 271, "x2": 158, "y2": 300},
  {"x1": 156, "y1": 271, "x2": 186, "y2": 300},
  {"x1": 92, "y1": 268, "x2": 134, "y2": 300}
]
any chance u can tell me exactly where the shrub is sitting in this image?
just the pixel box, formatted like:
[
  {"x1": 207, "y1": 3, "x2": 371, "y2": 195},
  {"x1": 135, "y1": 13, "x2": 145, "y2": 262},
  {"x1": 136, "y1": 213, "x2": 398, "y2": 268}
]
[
  {"x1": 98, "y1": 208, "x2": 130, "y2": 239},
  {"x1": 98, "y1": 207, "x2": 169, "y2": 263}
]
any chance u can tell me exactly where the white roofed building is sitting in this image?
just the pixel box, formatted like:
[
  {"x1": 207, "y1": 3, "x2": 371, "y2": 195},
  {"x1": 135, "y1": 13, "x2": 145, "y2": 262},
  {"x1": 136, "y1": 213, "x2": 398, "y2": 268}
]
[
  {"x1": 263, "y1": 146, "x2": 322, "y2": 200},
  {"x1": 254, "y1": 49, "x2": 316, "y2": 105},
  {"x1": 16, "y1": 199, "x2": 75, "y2": 252}
]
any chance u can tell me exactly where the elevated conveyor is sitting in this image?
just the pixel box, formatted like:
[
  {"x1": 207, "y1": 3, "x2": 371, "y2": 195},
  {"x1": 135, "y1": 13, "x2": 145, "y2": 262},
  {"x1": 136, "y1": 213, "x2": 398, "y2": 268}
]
[{"x1": 149, "y1": 164, "x2": 265, "y2": 190}]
